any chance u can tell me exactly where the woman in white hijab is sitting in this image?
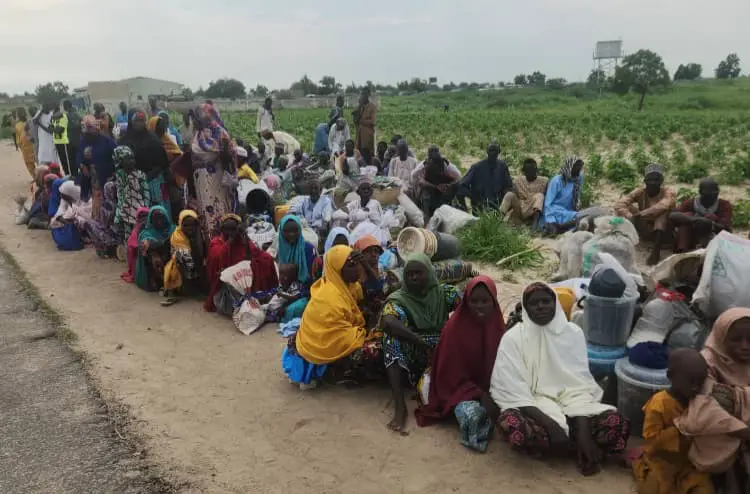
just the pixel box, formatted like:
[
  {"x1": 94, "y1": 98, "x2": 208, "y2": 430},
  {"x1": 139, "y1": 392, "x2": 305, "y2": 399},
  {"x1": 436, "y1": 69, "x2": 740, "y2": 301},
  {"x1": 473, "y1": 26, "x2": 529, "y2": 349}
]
[{"x1": 490, "y1": 282, "x2": 629, "y2": 476}]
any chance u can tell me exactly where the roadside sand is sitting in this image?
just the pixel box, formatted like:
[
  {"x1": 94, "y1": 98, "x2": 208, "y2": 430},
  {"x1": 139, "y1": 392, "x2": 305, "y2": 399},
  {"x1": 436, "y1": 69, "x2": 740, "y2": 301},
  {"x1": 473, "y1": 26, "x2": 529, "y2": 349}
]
[{"x1": 0, "y1": 145, "x2": 635, "y2": 494}]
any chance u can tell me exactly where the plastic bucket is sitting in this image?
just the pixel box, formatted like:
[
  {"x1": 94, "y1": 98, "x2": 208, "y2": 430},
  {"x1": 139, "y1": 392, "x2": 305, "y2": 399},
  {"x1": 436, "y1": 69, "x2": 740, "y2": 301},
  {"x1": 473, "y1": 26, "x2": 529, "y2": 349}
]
[
  {"x1": 587, "y1": 343, "x2": 627, "y2": 380},
  {"x1": 431, "y1": 232, "x2": 461, "y2": 262},
  {"x1": 397, "y1": 227, "x2": 427, "y2": 258},
  {"x1": 614, "y1": 358, "x2": 670, "y2": 437},
  {"x1": 583, "y1": 294, "x2": 638, "y2": 346}
]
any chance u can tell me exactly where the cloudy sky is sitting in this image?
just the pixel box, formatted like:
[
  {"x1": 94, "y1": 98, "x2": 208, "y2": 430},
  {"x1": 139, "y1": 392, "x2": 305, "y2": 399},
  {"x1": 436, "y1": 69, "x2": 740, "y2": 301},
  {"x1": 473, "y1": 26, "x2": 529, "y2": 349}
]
[{"x1": 1, "y1": 0, "x2": 747, "y2": 94}]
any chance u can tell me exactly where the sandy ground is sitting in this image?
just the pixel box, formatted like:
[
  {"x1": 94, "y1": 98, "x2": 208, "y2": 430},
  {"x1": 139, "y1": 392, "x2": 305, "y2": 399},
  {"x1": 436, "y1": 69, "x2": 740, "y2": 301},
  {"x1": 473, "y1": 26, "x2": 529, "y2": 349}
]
[
  {"x1": 0, "y1": 256, "x2": 161, "y2": 493},
  {"x1": 0, "y1": 145, "x2": 636, "y2": 494}
]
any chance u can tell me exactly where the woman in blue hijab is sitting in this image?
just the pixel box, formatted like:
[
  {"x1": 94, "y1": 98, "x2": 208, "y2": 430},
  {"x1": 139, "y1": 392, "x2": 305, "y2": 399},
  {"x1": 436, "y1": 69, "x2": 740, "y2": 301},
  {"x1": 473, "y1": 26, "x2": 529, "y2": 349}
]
[
  {"x1": 277, "y1": 214, "x2": 317, "y2": 320},
  {"x1": 135, "y1": 205, "x2": 175, "y2": 291},
  {"x1": 49, "y1": 178, "x2": 84, "y2": 251}
]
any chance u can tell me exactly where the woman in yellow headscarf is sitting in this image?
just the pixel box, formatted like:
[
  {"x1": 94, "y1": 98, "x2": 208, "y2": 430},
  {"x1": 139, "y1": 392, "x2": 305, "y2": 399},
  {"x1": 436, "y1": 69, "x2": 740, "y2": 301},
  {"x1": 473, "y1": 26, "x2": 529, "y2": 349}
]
[
  {"x1": 283, "y1": 245, "x2": 381, "y2": 388},
  {"x1": 162, "y1": 209, "x2": 205, "y2": 306},
  {"x1": 148, "y1": 115, "x2": 183, "y2": 161},
  {"x1": 15, "y1": 108, "x2": 36, "y2": 177}
]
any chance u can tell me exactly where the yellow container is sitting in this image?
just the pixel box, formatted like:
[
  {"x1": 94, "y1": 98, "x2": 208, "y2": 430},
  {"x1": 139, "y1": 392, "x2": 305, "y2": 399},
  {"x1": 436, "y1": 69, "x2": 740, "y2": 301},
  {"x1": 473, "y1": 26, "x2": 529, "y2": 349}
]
[{"x1": 274, "y1": 204, "x2": 291, "y2": 226}]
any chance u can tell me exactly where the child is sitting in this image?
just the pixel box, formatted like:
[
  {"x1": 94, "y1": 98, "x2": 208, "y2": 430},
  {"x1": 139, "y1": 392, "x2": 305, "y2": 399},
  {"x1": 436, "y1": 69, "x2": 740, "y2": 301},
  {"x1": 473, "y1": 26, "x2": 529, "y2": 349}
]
[
  {"x1": 353, "y1": 235, "x2": 387, "y2": 328},
  {"x1": 632, "y1": 348, "x2": 715, "y2": 494},
  {"x1": 264, "y1": 264, "x2": 308, "y2": 323}
]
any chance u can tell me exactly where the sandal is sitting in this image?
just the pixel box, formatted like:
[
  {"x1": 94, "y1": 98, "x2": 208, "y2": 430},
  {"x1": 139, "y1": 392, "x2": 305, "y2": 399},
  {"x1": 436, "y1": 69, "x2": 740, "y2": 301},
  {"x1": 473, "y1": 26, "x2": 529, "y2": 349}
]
[{"x1": 160, "y1": 297, "x2": 179, "y2": 307}]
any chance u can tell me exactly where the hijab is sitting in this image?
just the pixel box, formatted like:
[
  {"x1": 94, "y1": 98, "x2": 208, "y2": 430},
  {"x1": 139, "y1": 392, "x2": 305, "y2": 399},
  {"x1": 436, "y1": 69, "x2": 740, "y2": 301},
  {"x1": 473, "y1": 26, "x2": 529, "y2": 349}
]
[
  {"x1": 59, "y1": 180, "x2": 81, "y2": 203},
  {"x1": 560, "y1": 155, "x2": 582, "y2": 211},
  {"x1": 324, "y1": 227, "x2": 351, "y2": 253},
  {"x1": 353, "y1": 235, "x2": 380, "y2": 253},
  {"x1": 295, "y1": 245, "x2": 366, "y2": 365},
  {"x1": 48, "y1": 178, "x2": 65, "y2": 217},
  {"x1": 121, "y1": 113, "x2": 169, "y2": 175},
  {"x1": 416, "y1": 276, "x2": 506, "y2": 426},
  {"x1": 386, "y1": 253, "x2": 449, "y2": 333},
  {"x1": 278, "y1": 215, "x2": 310, "y2": 284},
  {"x1": 138, "y1": 205, "x2": 175, "y2": 244},
  {"x1": 702, "y1": 308, "x2": 750, "y2": 386},
  {"x1": 163, "y1": 210, "x2": 199, "y2": 291},
  {"x1": 147, "y1": 116, "x2": 183, "y2": 159},
  {"x1": 490, "y1": 283, "x2": 612, "y2": 434}
]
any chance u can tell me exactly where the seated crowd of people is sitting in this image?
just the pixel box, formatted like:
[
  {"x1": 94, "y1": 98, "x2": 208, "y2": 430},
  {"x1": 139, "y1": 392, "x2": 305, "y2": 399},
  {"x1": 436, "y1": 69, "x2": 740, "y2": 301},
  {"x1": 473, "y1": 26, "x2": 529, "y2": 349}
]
[{"x1": 11, "y1": 93, "x2": 750, "y2": 492}]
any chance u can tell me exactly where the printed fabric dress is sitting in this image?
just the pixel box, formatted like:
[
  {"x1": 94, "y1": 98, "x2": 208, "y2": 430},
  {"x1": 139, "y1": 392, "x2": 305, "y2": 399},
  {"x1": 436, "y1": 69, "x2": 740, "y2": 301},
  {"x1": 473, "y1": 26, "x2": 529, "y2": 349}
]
[{"x1": 381, "y1": 285, "x2": 460, "y2": 384}]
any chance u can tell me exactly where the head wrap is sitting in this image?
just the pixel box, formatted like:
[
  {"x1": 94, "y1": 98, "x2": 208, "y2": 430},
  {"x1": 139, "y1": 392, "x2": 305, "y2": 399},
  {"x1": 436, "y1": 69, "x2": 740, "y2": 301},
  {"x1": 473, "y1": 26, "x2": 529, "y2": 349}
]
[
  {"x1": 386, "y1": 253, "x2": 450, "y2": 332},
  {"x1": 324, "y1": 227, "x2": 352, "y2": 253},
  {"x1": 112, "y1": 146, "x2": 134, "y2": 167},
  {"x1": 278, "y1": 215, "x2": 311, "y2": 284},
  {"x1": 644, "y1": 163, "x2": 665, "y2": 178},
  {"x1": 82, "y1": 115, "x2": 100, "y2": 133},
  {"x1": 163, "y1": 210, "x2": 200, "y2": 291},
  {"x1": 48, "y1": 162, "x2": 63, "y2": 177},
  {"x1": 59, "y1": 180, "x2": 81, "y2": 202},
  {"x1": 560, "y1": 156, "x2": 582, "y2": 210}
]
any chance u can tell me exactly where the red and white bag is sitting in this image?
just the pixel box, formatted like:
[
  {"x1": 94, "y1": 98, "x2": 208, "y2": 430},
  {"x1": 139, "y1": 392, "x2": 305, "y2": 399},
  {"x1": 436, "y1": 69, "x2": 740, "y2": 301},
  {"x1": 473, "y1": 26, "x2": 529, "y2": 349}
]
[{"x1": 220, "y1": 261, "x2": 266, "y2": 335}]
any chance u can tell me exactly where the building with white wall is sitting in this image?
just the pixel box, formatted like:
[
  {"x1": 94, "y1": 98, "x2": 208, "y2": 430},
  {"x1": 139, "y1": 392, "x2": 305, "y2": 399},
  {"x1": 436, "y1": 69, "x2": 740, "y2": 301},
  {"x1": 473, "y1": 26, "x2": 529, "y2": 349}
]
[{"x1": 76, "y1": 77, "x2": 185, "y2": 112}]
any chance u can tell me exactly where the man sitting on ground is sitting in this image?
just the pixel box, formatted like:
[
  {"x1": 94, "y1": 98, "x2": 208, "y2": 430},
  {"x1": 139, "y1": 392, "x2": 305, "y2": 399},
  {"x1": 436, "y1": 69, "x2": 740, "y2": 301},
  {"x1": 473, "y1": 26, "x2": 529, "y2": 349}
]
[
  {"x1": 291, "y1": 179, "x2": 333, "y2": 243},
  {"x1": 414, "y1": 147, "x2": 461, "y2": 219},
  {"x1": 457, "y1": 143, "x2": 513, "y2": 215},
  {"x1": 669, "y1": 177, "x2": 732, "y2": 253},
  {"x1": 387, "y1": 139, "x2": 419, "y2": 196},
  {"x1": 500, "y1": 158, "x2": 548, "y2": 227},
  {"x1": 614, "y1": 164, "x2": 675, "y2": 265}
]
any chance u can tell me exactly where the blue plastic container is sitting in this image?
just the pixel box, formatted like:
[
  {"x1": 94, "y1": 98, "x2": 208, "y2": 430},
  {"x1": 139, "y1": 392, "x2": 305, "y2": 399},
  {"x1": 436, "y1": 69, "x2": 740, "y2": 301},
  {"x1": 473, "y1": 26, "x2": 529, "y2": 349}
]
[{"x1": 587, "y1": 343, "x2": 627, "y2": 380}]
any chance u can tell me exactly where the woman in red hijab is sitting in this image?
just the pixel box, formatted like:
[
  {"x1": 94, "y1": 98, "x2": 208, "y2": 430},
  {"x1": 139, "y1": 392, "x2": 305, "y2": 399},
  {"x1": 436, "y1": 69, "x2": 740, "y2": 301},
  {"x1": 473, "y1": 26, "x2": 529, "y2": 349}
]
[
  {"x1": 204, "y1": 214, "x2": 278, "y2": 313},
  {"x1": 415, "y1": 275, "x2": 505, "y2": 452}
]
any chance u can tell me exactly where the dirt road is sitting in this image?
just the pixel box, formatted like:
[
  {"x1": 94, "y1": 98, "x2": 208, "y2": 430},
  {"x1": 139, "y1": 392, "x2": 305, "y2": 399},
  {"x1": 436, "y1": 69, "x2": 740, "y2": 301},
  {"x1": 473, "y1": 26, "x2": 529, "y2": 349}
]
[
  {"x1": 0, "y1": 145, "x2": 635, "y2": 493},
  {"x1": 0, "y1": 254, "x2": 164, "y2": 493}
]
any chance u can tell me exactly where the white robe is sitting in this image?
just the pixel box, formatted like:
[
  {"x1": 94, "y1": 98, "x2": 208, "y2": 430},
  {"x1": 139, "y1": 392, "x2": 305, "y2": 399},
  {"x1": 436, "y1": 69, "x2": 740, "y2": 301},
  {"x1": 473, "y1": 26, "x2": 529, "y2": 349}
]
[
  {"x1": 490, "y1": 285, "x2": 613, "y2": 434},
  {"x1": 37, "y1": 112, "x2": 59, "y2": 164}
]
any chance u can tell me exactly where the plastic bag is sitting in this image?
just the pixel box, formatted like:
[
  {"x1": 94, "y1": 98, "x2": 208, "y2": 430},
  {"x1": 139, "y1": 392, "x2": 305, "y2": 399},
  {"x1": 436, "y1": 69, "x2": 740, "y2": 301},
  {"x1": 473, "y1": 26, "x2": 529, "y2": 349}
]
[
  {"x1": 398, "y1": 193, "x2": 424, "y2": 228},
  {"x1": 581, "y1": 216, "x2": 639, "y2": 277},
  {"x1": 426, "y1": 205, "x2": 477, "y2": 234},
  {"x1": 628, "y1": 286, "x2": 696, "y2": 348},
  {"x1": 13, "y1": 196, "x2": 30, "y2": 225},
  {"x1": 350, "y1": 220, "x2": 390, "y2": 246},
  {"x1": 693, "y1": 231, "x2": 750, "y2": 319},
  {"x1": 417, "y1": 368, "x2": 431, "y2": 405},
  {"x1": 667, "y1": 321, "x2": 709, "y2": 351},
  {"x1": 220, "y1": 261, "x2": 265, "y2": 335},
  {"x1": 552, "y1": 230, "x2": 594, "y2": 281}
]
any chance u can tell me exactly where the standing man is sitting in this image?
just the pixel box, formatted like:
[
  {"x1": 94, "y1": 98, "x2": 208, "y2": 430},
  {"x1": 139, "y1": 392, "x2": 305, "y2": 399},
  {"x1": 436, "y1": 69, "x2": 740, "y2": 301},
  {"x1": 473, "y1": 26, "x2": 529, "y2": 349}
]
[
  {"x1": 328, "y1": 95, "x2": 345, "y2": 128},
  {"x1": 353, "y1": 88, "x2": 377, "y2": 161},
  {"x1": 457, "y1": 143, "x2": 513, "y2": 215},
  {"x1": 51, "y1": 103, "x2": 71, "y2": 175},
  {"x1": 64, "y1": 100, "x2": 81, "y2": 177},
  {"x1": 257, "y1": 97, "x2": 275, "y2": 135},
  {"x1": 36, "y1": 102, "x2": 58, "y2": 165},
  {"x1": 115, "y1": 101, "x2": 129, "y2": 138},
  {"x1": 27, "y1": 105, "x2": 40, "y2": 164}
]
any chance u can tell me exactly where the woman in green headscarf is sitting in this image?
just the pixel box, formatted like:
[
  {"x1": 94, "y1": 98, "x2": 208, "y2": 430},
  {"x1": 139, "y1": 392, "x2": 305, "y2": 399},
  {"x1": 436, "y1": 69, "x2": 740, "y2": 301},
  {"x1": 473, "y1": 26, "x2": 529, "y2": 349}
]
[
  {"x1": 380, "y1": 253, "x2": 461, "y2": 434},
  {"x1": 135, "y1": 205, "x2": 175, "y2": 292}
]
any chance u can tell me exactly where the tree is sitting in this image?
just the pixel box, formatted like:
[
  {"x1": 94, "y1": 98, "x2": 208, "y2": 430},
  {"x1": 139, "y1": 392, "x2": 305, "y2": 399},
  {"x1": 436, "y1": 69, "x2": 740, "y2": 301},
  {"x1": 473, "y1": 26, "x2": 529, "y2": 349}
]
[
  {"x1": 180, "y1": 87, "x2": 194, "y2": 99},
  {"x1": 612, "y1": 49, "x2": 670, "y2": 110},
  {"x1": 204, "y1": 78, "x2": 246, "y2": 99},
  {"x1": 408, "y1": 78, "x2": 428, "y2": 92},
  {"x1": 290, "y1": 74, "x2": 318, "y2": 95},
  {"x1": 318, "y1": 76, "x2": 342, "y2": 95},
  {"x1": 513, "y1": 74, "x2": 527, "y2": 86},
  {"x1": 527, "y1": 71, "x2": 547, "y2": 87},
  {"x1": 253, "y1": 85, "x2": 269, "y2": 97},
  {"x1": 35, "y1": 81, "x2": 69, "y2": 104},
  {"x1": 546, "y1": 78, "x2": 567, "y2": 90},
  {"x1": 587, "y1": 69, "x2": 606, "y2": 87},
  {"x1": 715, "y1": 53, "x2": 741, "y2": 79},
  {"x1": 674, "y1": 63, "x2": 702, "y2": 81}
]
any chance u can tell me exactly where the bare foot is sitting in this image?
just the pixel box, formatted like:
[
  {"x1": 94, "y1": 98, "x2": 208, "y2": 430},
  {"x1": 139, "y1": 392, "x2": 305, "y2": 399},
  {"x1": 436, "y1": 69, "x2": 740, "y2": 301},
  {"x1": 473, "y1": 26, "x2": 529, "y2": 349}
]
[{"x1": 387, "y1": 405, "x2": 409, "y2": 436}]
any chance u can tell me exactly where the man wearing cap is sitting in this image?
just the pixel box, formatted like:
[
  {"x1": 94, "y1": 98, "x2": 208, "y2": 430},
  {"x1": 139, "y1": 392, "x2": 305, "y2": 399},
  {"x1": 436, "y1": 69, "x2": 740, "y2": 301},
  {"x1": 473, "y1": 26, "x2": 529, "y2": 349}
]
[{"x1": 614, "y1": 163, "x2": 676, "y2": 265}]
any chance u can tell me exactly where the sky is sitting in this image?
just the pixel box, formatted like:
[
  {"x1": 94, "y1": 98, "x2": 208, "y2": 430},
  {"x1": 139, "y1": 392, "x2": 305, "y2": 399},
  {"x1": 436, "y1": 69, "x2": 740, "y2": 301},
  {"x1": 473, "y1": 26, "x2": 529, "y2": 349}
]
[{"x1": 1, "y1": 0, "x2": 748, "y2": 94}]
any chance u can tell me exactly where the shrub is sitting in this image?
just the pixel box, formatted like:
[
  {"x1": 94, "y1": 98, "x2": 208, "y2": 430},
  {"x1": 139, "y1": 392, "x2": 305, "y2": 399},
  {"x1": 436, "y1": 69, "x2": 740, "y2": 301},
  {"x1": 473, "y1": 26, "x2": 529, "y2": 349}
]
[{"x1": 456, "y1": 210, "x2": 543, "y2": 269}]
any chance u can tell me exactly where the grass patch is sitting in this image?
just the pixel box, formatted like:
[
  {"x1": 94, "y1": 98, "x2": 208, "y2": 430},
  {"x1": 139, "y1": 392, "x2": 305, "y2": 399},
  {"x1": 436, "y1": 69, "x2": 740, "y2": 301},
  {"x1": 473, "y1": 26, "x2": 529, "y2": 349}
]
[{"x1": 456, "y1": 210, "x2": 543, "y2": 269}]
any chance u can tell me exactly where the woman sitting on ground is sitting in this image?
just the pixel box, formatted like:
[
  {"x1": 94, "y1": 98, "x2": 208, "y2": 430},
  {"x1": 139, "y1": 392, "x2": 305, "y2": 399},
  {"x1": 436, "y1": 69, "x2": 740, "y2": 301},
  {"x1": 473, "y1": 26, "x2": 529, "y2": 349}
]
[
  {"x1": 380, "y1": 254, "x2": 461, "y2": 433},
  {"x1": 135, "y1": 206, "x2": 174, "y2": 292},
  {"x1": 541, "y1": 156, "x2": 584, "y2": 235},
  {"x1": 121, "y1": 207, "x2": 150, "y2": 283},
  {"x1": 312, "y1": 227, "x2": 351, "y2": 281},
  {"x1": 84, "y1": 181, "x2": 121, "y2": 257},
  {"x1": 276, "y1": 215, "x2": 317, "y2": 319},
  {"x1": 50, "y1": 179, "x2": 90, "y2": 251},
  {"x1": 415, "y1": 275, "x2": 505, "y2": 452},
  {"x1": 491, "y1": 282, "x2": 629, "y2": 476},
  {"x1": 353, "y1": 235, "x2": 387, "y2": 327},
  {"x1": 162, "y1": 210, "x2": 206, "y2": 306},
  {"x1": 675, "y1": 308, "x2": 750, "y2": 494},
  {"x1": 283, "y1": 245, "x2": 381, "y2": 388},
  {"x1": 204, "y1": 214, "x2": 278, "y2": 314}
]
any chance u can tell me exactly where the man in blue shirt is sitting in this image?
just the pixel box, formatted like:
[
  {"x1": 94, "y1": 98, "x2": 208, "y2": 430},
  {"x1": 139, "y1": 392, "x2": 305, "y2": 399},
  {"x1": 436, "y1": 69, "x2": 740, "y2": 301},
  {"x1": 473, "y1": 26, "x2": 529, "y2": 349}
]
[{"x1": 457, "y1": 143, "x2": 513, "y2": 215}]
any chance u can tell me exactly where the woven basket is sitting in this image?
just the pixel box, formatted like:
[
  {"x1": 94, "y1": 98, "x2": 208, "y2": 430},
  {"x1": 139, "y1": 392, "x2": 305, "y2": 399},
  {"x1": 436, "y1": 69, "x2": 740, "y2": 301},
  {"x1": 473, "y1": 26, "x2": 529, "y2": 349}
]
[
  {"x1": 397, "y1": 227, "x2": 427, "y2": 258},
  {"x1": 422, "y1": 229, "x2": 438, "y2": 257}
]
